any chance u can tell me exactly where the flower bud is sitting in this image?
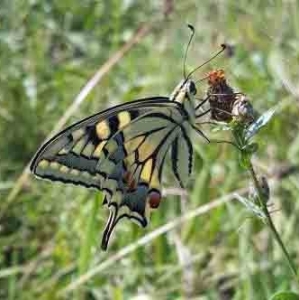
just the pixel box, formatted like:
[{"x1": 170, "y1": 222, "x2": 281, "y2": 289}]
[{"x1": 232, "y1": 94, "x2": 255, "y2": 124}]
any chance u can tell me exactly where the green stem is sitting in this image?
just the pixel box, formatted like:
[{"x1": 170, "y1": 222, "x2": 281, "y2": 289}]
[
  {"x1": 248, "y1": 162, "x2": 299, "y2": 284},
  {"x1": 218, "y1": 124, "x2": 298, "y2": 283}
]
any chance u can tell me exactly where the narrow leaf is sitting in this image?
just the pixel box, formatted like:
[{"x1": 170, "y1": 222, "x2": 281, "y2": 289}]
[
  {"x1": 245, "y1": 107, "x2": 276, "y2": 140},
  {"x1": 235, "y1": 194, "x2": 266, "y2": 220}
]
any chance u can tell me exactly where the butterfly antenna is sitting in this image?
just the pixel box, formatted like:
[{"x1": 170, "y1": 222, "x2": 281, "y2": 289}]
[
  {"x1": 183, "y1": 24, "x2": 195, "y2": 79},
  {"x1": 194, "y1": 74, "x2": 209, "y2": 85},
  {"x1": 186, "y1": 44, "x2": 227, "y2": 79}
]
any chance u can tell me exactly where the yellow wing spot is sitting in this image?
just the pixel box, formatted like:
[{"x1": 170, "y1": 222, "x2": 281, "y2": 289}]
[
  {"x1": 60, "y1": 165, "x2": 69, "y2": 173},
  {"x1": 150, "y1": 168, "x2": 160, "y2": 189},
  {"x1": 72, "y1": 128, "x2": 85, "y2": 140},
  {"x1": 93, "y1": 140, "x2": 107, "y2": 158},
  {"x1": 82, "y1": 171, "x2": 91, "y2": 178},
  {"x1": 96, "y1": 120, "x2": 110, "y2": 139},
  {"x1": 138, "y1": 140, "x2": 155, "y2": 162},
  {"x1": 124, "y1": 136, "x2": 144, "y2": 154},
  {"x1": 70, "y1": 169, "x2": 80, "y2": 176},
  {"x1": 58, "y1": 148, "x2": 68, "y2": 155},
  {"x1": 82, "y1": 142, "x2": 95, "y2": 157},
  {"x1": 38, "y1": 159, "x2": 49, "y2": 169},
  {"x1": 50, "y1": 162, "x2": 60, "y2": 170},
  {"x1": 125, "y1": 153, "x2": 135, "y2": 166},
  {"x1": 73, "y1": 138, "x2": 86, "y2": 155},
  {"x1": 118, "y1": 111, "x2": 131, "y2": 129},
  {"x1": 140, "y1": 159, "x2": 153, "y2": 183},
  {"x1": 93, "y1": 174, "x2": 103, "y2": 182}
]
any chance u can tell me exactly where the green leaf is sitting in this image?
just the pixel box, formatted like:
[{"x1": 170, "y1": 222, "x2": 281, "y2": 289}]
[
  {"x1": 270, "y1": 291, "x2": 299, "y2": 300},
  {"x1": 245, "y1": 107, "x2": 276, "y2": 140}
]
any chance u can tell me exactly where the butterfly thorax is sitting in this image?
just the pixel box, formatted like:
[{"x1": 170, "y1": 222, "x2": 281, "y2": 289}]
[{"x1": 169, "y1": 79, "x2": 197, "y2": 124}]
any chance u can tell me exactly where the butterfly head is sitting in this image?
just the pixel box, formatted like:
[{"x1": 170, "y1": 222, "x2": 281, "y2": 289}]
[
  {"x1": 170, "y1": 79, "x2": 197, "y2": 103},
  {"x1": 188, "y1": 80, "x2": 197, "y2": 96}
]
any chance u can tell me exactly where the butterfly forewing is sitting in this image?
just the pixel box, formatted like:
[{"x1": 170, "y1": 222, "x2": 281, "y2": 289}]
[{"x1": 31, "y1": 98, "x2": 173, "y2": 187}]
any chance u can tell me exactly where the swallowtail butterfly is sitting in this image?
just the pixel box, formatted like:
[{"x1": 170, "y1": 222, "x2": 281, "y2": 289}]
[{"x1": 30, "y1": 26, "x2": 226, "y2": 250}]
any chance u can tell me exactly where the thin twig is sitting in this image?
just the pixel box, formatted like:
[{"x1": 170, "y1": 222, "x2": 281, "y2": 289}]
[{"x1": 0, "y1": 23, "x2": 152, "y2": 219}]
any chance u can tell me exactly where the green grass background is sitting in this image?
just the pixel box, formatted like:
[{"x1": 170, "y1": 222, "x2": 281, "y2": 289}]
[{"x1": 1, "y1": 1, "x2": 299, "y2": 299}]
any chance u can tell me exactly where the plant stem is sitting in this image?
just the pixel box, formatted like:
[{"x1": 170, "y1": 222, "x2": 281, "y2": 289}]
[{"x1": 248, "y1": 162, "x2": 299, "y2": 284}]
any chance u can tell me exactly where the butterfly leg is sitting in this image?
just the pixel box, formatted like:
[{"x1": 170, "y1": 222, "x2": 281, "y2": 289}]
[
  {"x1": 191, "y1": 124, "x2": 210, "y2": 143},
  {"x1": 195, "y1": 108, "x2": 211, "y2": 118},
  {"x1": 208, "y1": 92, "x2": 245, "y2": 97},
  {"x1": 209, "y1": 107, "x2": 235, "y2": 118},
  {"x1": 196, "y1": 121, "x2": 220, "y2": 126},
  {"x1": 195, "y1": 96, "x2": 210, "y2": 111},
  {"x1": 209, "y1": 139, "x2": 241, "y2": 150},
  {"x1": 193, "y1": 120, "x2": 240, "y2": 150}
]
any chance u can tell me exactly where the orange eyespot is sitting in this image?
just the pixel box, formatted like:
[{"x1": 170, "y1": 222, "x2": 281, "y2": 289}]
[
  {"x1": 148, "y1": 191, "x2": 161, "y2": 209},
  {"x1": 207, "y1": 69, "x2": 226, "y2": 85}
]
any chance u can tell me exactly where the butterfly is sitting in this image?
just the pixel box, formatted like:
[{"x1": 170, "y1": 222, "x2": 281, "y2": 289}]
[{"x1": 30, "y1": 27, "x2": 226, "y2": 250}]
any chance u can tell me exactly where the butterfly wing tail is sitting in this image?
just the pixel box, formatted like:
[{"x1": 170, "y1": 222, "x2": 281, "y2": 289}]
[{"x1": 101, "y1": 204, "x2": 118, "y2": 251}]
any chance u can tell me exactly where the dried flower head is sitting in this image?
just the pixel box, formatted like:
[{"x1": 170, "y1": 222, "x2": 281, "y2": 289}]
[{"x1": 207, "y1": 69, "x2": 236, "y2": 122}]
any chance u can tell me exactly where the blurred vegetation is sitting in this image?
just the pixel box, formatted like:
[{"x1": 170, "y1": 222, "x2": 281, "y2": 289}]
[{"x1": 1, "y1": 0, "x2": 299, "y2": 299}]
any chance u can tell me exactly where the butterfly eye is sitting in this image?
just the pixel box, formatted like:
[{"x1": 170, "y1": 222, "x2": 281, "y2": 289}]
[{"x1": 189, "y1": 81, "x2": 197, "y2": 95}]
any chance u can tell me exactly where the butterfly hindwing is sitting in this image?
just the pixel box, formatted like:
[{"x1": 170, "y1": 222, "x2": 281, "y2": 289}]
[{"x1": 97, "y1": 108, "x2": 184, "y2": 249}]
